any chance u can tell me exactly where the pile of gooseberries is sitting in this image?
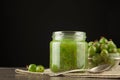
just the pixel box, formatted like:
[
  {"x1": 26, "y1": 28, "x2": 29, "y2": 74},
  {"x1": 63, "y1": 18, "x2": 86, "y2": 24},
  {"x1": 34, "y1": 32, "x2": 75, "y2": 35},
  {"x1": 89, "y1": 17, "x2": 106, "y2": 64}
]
[
  {"x1": 27, "y1": 64, "x2": 44, "y2": 72},
  {"x1": 88, "y1": 37, "x2": 120, "y2": 67}
]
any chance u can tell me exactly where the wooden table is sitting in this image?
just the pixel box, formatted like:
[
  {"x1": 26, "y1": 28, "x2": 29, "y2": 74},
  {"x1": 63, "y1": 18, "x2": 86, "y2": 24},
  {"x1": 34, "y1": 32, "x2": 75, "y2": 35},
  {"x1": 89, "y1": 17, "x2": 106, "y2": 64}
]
[{"x1": 0, "y1": 68, "x2": 119, "y2": 80}]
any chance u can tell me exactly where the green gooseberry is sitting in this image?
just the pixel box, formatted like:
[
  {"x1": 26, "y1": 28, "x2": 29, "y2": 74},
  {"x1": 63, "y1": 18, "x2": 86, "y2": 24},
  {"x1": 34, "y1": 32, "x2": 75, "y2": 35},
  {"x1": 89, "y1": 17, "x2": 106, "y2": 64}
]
[
  {"x1": 108, "y1": 48, "x2": 118, "y2": 53},
  {"x1": 99, "y1": 37, "x2": 108, "y2": 44},
  {"x1": 88, "y1": 41, "x2": 94, "y2": 47},
  {"x1": 92, "y1": 54, "x2": 103, "y2": 65},
  {"x1": 100, "y1": 49, "x2": 109, "y2": 58},
  {"x1": 28, "y1": 64, "x2": 37, "y2": 72},
  {"x1": 93, "y1": 41, "x2": 100, "y2": 53},
  {"x1": 36, "y1": 65, "x2": 44, "y2": 72},
  {"x1": 108, "y1": 40, "x2": 117, "y2": 48},
  {"x1": 100, "y1": 44, "x2": 109, "y2": 50},
  {"x1": 88, "y1": 46, "x2": 96, "y2": 57}
]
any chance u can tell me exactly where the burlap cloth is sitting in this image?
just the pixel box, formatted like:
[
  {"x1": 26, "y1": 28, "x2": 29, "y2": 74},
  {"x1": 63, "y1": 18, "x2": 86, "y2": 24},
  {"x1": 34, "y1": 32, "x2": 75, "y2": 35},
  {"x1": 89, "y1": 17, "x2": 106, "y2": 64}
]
[{"x1": 15, "y1": 64, "x2": 120, "y2": 79}]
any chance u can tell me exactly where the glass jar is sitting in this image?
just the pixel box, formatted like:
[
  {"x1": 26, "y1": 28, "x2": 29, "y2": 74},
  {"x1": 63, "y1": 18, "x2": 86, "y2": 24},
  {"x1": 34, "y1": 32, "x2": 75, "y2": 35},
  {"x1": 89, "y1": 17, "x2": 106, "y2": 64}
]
[{"x1": 50, "y1": 31, "x2": 88, "y2": 72}]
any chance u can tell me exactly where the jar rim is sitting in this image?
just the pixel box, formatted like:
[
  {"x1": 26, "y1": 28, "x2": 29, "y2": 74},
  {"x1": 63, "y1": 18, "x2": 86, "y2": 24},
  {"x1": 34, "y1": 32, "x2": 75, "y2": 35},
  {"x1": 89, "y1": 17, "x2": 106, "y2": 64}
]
[
  {"x1": 53, "y1": 31, "x2": 85, "y2": 33},
  {"x1": 52, "y1": 31, "x2": 86, "y2": 41}
]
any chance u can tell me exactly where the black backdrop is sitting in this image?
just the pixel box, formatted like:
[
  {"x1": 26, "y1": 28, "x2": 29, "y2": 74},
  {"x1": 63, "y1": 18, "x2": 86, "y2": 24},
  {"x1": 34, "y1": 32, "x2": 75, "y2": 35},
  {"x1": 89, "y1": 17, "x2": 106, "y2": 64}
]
[{"x1": 2, "y1": 0, "x2": 120, "y2": 67}]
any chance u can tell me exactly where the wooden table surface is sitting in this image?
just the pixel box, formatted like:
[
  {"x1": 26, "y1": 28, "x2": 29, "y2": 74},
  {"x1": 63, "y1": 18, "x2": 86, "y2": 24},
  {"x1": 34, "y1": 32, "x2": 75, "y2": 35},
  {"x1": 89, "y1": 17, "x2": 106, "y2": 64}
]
[{"x1": 0, "y1": 68, "x2": 119, "y2": 80}]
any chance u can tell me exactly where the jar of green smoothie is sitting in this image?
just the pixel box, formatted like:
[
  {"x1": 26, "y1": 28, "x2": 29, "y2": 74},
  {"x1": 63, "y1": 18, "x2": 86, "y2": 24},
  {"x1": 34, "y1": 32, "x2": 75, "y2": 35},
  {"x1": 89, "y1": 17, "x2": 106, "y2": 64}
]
[{"x1": 50, "y1": 31, "x2": 88, "y2": 72}]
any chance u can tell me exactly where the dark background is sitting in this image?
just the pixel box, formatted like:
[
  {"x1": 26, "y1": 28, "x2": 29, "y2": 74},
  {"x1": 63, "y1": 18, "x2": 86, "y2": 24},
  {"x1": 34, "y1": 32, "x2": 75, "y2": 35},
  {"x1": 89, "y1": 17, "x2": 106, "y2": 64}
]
[{"x1": 2, "y1": 0, "x2": 120, "y2": 67}]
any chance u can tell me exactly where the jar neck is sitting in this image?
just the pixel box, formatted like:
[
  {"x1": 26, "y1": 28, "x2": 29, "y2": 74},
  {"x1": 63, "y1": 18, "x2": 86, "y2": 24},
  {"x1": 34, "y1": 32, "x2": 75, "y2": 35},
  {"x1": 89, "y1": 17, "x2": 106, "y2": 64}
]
[{"x1": 52, "y1": 31, "x2": 86, "y2": 41}]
